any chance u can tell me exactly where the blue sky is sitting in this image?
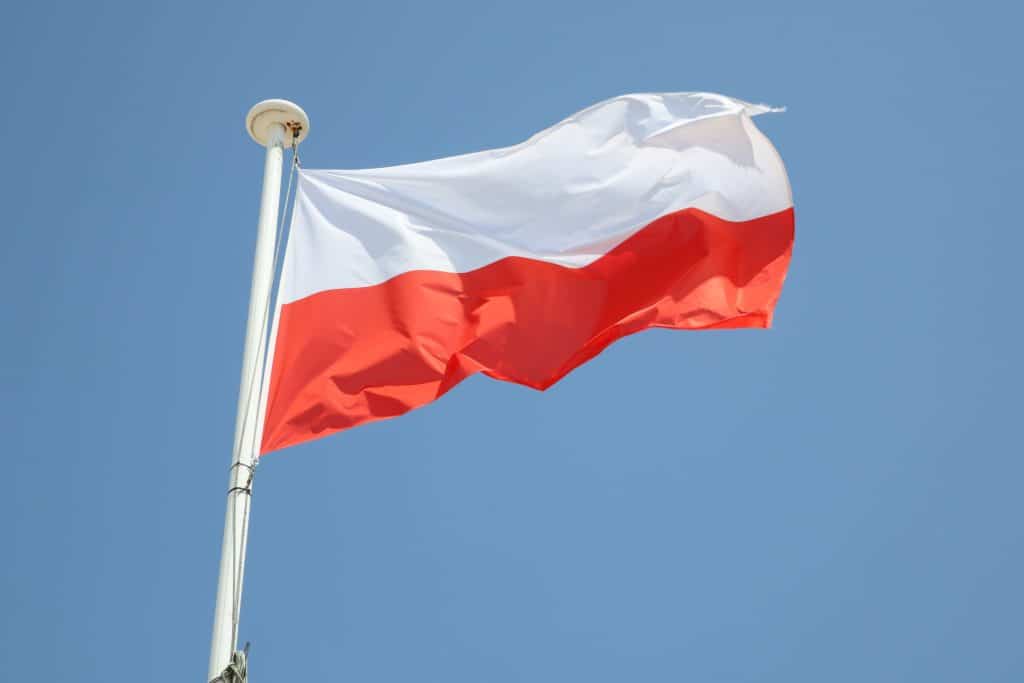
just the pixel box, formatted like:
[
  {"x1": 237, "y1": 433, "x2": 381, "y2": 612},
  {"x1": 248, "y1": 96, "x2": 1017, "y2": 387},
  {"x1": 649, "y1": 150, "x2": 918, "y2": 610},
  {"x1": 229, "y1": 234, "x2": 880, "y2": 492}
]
[{"x1": 2, "y1": 1, "x2": 1021, "y2": 681}]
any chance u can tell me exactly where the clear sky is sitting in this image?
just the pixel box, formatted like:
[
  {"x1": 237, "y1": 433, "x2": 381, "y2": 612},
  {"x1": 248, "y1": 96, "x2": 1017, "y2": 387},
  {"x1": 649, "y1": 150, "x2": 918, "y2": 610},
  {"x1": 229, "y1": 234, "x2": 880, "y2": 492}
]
[{"x1": 2, "y1": 1, "x2": 1021, "y2": 681}]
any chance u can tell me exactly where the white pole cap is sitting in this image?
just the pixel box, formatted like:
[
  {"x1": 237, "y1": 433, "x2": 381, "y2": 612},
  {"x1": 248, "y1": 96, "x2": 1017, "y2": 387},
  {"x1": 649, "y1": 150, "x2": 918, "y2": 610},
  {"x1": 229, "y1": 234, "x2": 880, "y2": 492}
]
[{"x1": 245, "y1": 99, "x2": 310, "y2": 148}]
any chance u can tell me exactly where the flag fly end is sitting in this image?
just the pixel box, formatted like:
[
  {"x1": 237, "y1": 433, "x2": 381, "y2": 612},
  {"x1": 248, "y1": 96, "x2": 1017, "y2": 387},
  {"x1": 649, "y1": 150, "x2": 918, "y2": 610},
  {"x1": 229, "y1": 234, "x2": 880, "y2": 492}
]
[{"x1": 245, "y1": 99, "x2": 309, "y2": 148}]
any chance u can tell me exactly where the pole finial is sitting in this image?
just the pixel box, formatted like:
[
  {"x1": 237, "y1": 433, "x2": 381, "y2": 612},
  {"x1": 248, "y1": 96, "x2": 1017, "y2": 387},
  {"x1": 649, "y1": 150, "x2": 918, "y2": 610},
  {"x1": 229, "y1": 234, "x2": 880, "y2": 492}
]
[{"x1": 245, "y1": 99, "x2": 309, "y2": 148}]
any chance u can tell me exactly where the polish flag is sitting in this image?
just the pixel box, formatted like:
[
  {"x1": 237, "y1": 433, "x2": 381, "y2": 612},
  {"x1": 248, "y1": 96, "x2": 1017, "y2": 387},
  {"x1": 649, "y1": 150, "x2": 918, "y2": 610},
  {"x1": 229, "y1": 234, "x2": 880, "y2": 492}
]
[{"x1": 260, "y1": 93, "x2": 794, "y2": 454}]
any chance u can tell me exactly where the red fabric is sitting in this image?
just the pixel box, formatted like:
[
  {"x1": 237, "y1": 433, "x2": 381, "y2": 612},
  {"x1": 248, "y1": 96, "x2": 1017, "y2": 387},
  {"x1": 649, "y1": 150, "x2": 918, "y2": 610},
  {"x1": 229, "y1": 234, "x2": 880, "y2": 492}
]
[{"x1": 261, "y1": 207, "x2": 794, "y2": 454}]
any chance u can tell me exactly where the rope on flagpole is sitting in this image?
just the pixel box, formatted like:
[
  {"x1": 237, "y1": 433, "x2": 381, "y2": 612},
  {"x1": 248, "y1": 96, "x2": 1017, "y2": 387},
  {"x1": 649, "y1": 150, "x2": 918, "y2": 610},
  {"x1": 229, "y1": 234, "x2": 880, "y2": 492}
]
[
  {"x1": 224, "y1": 125, "x2": 303, "y2": 664},
  {"x1": 236, "y1": 127, "x2": 300, "y2": 470},
  {"x1": 211, "y1": 642, "x2": 250, "y2": 683}
]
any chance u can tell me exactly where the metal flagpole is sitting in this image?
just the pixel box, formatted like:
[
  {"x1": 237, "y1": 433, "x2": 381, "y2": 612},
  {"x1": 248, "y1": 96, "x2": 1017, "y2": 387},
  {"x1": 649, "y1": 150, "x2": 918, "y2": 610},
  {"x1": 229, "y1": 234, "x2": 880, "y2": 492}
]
[{"x1": 208, "y1": 100, "x2": 309, "y2": 682}]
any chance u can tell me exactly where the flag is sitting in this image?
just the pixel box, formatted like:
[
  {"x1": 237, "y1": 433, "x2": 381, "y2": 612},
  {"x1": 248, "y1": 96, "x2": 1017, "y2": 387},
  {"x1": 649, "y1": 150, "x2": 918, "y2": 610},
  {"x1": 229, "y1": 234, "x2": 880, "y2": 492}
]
[{"x1": 260, "y1": 92, "x2": 794, "y2": 454}]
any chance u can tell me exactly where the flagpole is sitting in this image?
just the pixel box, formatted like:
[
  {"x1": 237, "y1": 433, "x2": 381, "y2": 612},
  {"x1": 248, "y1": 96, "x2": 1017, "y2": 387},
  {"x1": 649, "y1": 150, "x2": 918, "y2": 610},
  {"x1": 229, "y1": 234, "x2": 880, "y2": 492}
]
[{"x1": 208, "y1": 100, "x2": 309, "y2": 682}]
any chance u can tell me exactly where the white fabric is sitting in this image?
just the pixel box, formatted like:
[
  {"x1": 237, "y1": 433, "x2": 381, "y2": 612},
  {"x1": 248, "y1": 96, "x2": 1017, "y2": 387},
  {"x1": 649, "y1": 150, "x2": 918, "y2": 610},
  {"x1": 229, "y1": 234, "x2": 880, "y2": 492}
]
[{"x1": 281, "y1": 92, "x2": 792, "y2": 304}]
